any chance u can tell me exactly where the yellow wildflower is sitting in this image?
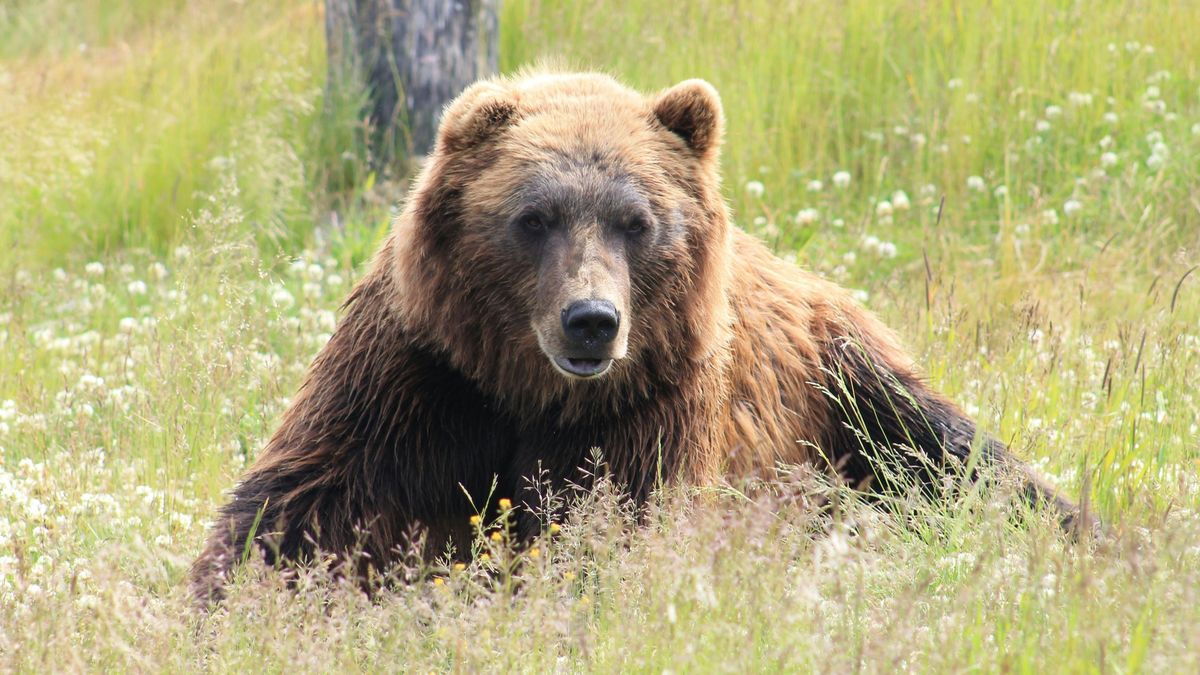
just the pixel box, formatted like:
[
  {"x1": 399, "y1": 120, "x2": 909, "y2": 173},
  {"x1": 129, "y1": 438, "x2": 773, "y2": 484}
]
[{"x1": 498, "y1": 498, "x2": 512, "y2": 510}]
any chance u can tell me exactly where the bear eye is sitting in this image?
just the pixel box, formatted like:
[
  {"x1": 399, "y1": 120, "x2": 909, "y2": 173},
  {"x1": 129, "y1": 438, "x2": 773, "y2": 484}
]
[
  {"x1": 621, "y1": 215, "x2": 649, "y2": 235},
  {"x1": 517, "y1": 213, "x2": 546, "y2": 233}
]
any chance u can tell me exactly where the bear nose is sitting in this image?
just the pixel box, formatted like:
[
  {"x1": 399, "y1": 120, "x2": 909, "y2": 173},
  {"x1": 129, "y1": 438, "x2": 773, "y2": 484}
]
[{"x1": 562, "y1": 300, "x2": 619, "y2": 347}]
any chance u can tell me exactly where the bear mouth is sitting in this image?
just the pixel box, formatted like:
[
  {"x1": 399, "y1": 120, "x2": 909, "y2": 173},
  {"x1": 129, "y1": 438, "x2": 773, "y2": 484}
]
[{"x1": 553, "y1": 356, "x2": 614, "y2": 379}]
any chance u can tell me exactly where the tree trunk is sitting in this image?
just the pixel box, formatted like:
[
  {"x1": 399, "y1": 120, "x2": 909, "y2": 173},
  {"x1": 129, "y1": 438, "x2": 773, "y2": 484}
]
[{"x1": 325, "y1": 0, "x2": 501, "y2": 172}]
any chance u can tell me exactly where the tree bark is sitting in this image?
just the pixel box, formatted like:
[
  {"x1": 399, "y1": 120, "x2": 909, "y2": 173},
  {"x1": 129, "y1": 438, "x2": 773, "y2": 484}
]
[{"x1": 325, "y1": 0, "x2": 500, "y2": 171}]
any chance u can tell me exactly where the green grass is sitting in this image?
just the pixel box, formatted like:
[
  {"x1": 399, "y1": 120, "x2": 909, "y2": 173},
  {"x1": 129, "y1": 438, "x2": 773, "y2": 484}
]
[{"x1": 1, "y1": 0, "x2": 1198, "y2": 671}]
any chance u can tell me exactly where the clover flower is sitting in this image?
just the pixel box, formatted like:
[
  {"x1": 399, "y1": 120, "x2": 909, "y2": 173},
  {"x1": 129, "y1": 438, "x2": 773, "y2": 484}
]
[{"x1": 795, "y1": 208, "x2": 819, "y2": 226}]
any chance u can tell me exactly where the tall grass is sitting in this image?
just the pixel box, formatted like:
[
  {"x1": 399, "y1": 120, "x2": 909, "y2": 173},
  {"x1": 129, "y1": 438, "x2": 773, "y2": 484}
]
[
  {"x1": 502, "y1": 0, "x2": 1199, "y2": 244},
  {"x1": 0, "y1": 0, "x2": 375, "y2": 269},
  {"x1": 0, "y1": 0, "x2": 1198, "y2": 670}
]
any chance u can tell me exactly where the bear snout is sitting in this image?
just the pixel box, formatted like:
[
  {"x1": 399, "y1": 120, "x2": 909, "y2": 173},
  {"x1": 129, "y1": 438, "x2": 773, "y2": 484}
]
[
  {"x1": 545, "y1": 299, "x2": 622, "y2": 378},
  {"x1": 561, "y1": 299, "x2": 620, "y2": 348}
]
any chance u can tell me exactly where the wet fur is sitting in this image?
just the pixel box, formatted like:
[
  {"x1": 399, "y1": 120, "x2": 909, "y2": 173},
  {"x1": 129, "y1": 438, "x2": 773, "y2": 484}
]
[{"x1": 191, "y1": 71, "x2": 1080, "y2": 605}]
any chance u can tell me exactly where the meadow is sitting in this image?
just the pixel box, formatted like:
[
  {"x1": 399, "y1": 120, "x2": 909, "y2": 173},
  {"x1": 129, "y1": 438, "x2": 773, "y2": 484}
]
[{"x1": 0, "y1": 0, "x2": 1198, "y2": 670}]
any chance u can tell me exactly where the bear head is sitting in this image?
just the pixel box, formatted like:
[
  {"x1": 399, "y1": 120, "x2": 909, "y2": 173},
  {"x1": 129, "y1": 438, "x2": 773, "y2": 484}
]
[{"x1": 389, "y1": 72, "x2": 733, "y2": 418}]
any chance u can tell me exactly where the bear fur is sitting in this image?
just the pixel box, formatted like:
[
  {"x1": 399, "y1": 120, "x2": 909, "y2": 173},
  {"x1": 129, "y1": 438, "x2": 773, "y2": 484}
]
[{"x1": 191, "y1": 71, "x2": 1079, "y2": 604}]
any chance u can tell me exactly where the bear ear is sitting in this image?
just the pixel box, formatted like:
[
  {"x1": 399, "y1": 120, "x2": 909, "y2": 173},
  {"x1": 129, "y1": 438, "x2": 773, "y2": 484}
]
[
  {"x1": 435, "y1": 81, "x2": 520, "y2": 155},
  {"x1": 651, "y1": 79, "x2": 724, "y2": 160}
]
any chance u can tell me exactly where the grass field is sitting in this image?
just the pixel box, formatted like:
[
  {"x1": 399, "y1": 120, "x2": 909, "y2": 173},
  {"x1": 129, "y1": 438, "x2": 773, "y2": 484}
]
[{"x1": 1, "y1": 0, "x2": 1199, "y2": 670}]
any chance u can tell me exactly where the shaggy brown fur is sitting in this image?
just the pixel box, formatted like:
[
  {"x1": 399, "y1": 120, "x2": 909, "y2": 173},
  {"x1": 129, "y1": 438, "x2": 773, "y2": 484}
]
[{"x1": 191, "y1": 71, "x2": 1080, "y2": 605}]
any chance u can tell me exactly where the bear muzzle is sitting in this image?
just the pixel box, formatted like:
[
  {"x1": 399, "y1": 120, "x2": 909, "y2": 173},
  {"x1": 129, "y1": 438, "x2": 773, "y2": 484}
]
[{"x1": 545, "y1": 299, "x2": 623, "y2": 379}]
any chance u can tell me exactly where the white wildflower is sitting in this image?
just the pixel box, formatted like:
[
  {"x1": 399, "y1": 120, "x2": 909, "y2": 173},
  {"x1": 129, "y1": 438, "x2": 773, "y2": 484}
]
[
  {"x1": 85, "y1": 262, "x2": 104, "y2": 276},
  {"x1": 966, "y1": 175, "x2": 986, "y2": 192},
  {"x1": 1101, "y1": 152, "x2": 1119, "y2": 168},
  {"x1": 127, "y1": 280, "x2": 147, "y2": 295},
  {"x1": 1045, "y1": 105, "x2": 1063, "y2": 118},
  {"x1": 76, "y1": 594, "x2": 100, "y2": 610},
  {"x1": 891, "y1": 190, "x2": 911, "y2": 211},
  {"x1": 271, "y1": 286, "x2": 295, "y2": 308},
  {"x1": 795, "y1": 208, "x2": 819, "y2": 226},
  {"x1": 806, "y1": 179, "x2": 823, "y2": 192},
  {"x1": 744, "y1": 180, "x2": 765, "y2": 199},
  {"x1": 832, "y1": 171, "x2": 852, "y2": 189}
]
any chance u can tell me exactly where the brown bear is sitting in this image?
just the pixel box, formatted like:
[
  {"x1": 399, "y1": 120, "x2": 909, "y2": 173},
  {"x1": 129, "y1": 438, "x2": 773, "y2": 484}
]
[{"x1": 191, "y1": 71, "x2": 1080, "y2": 604}]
